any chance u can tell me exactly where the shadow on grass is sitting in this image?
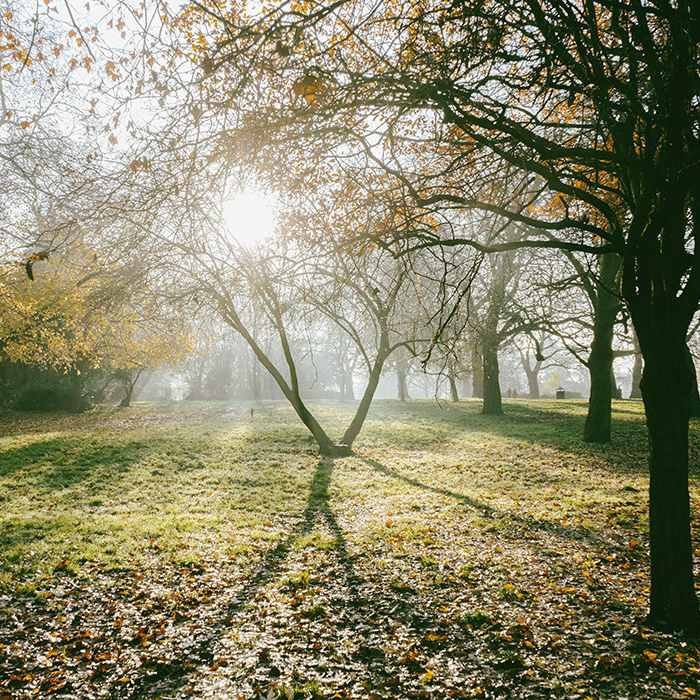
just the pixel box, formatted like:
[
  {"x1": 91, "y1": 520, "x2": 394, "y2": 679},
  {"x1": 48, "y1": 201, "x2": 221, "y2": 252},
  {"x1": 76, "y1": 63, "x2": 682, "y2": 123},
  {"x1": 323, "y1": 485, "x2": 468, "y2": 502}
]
[
  {"x1": 366, "y1": 399, "x2": 655, "y2": 476},
  {"x1": 124, "y1": 457, "x2": 369, "y2": 699},
  {"x1": 366, "y1": 457, "x2": 494, "y2": 516},
  {"x1": 123, "y1": 451, "x2": 639, "y2": 699},
  {"x1": 0, "y1": 435, "x2": 165, "y2": 491},
  {"x1": 361, "y1": 457, "x2": 616, "y2": 553},
  {"x1": 125, "y1": 456, "x2": 469, "y2": 700}
]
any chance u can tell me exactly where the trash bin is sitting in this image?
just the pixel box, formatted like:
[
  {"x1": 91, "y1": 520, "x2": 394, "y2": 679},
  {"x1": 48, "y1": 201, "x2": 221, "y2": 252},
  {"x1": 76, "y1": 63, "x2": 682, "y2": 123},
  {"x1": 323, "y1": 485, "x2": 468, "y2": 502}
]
[{"x1": 556, "y1": 387, "x2": 566, "y2": 399}]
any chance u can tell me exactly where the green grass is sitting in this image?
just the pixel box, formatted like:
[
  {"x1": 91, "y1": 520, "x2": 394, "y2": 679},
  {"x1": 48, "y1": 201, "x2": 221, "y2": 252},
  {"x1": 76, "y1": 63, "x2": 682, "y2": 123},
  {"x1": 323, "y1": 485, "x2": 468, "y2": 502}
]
[
  {"x1": 1, "y1": 398, "x2": 700, "y2": 700},
  {"x1": 0, "y1": 402, "x2": 319, "y2": 580}
]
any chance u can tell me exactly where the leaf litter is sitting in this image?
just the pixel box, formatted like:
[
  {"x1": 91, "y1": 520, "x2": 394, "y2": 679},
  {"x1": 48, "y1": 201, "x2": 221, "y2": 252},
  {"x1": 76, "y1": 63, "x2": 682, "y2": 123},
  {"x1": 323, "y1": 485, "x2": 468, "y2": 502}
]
[{"x1": 1, "y1": 399, "x2": 700, "y2": 700}]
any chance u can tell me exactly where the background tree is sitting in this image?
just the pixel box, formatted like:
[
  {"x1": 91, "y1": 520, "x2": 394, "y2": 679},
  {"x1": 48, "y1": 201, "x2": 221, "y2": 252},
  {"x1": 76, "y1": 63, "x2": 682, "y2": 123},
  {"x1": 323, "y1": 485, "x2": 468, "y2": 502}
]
[{"x1": 0, "y1": 233, "x2": 191, "y2": 410}]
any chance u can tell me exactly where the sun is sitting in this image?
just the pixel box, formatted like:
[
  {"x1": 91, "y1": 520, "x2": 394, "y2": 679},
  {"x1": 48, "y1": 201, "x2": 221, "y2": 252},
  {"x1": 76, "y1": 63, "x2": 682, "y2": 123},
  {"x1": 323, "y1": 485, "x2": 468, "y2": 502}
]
[{"x1": 222, "y1": 188, "x2": 278, "y2": 246}]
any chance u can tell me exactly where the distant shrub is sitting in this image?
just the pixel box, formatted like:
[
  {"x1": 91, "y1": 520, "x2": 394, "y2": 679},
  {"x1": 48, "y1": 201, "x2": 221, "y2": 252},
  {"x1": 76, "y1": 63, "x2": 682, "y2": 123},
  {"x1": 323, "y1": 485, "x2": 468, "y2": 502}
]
[{"x1": 13, "y1": 383, "x2": 91, "y2": 413}]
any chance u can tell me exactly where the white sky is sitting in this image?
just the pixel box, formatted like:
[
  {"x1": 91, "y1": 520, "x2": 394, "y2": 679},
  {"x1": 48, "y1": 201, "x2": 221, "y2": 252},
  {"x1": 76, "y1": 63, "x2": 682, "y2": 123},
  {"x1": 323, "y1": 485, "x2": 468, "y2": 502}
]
[{"x1": 222, "y1": 189, "x2": 278, "y2": 246}]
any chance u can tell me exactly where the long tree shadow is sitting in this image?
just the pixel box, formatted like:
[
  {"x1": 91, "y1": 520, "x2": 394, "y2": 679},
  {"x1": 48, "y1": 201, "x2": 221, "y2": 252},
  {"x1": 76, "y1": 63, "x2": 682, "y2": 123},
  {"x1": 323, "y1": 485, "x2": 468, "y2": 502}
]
[
  {"x1": 126, "y1": 458, "x2": 369, "y2": 699},
  {"x1": 127, "y1": 453, "x2": 506, "y2": 699},
  {"x1": 362, "y1": 457, "x2": 623, "y2": 553},
  {"x1": 367, "y1": 458, "x2": 494, "y2": 517},
  {"x1": 367, "y1": 400, "x2": 661, "y2": 478}
]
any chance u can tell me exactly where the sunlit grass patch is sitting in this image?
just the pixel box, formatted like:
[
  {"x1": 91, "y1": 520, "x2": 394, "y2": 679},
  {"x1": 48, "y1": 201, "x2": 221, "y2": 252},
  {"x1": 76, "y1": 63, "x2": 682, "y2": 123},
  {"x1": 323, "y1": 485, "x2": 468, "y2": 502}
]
[{"x1": 0, "y1": 403, "x2": 319, "y2": 581}]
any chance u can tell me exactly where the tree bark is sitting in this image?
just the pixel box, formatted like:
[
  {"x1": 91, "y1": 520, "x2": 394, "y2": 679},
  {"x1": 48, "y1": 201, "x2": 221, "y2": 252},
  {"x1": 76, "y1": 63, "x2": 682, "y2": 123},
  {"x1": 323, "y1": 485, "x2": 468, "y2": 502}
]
[
  {"x1": 630, "y1": 340, "x2": 643, "y2": 399},
  {"x1": 448, "y1": 365, "x2": 459, "y2": 402},
  {"x1": 397, "y1": 367, "x2": 409, "y2": 401},
  {"x1": 481, "y1": 342, "x2": 502, "y2": 415},
  {"x1": 583, "y1": 253, "x2": 620, "y2": 443},
  {"x1": 638, "y1": 333, "x2": 700, "y2": 632},
  {"x1": 471, "y1": 343, "x2": 483, "y2": 398}
]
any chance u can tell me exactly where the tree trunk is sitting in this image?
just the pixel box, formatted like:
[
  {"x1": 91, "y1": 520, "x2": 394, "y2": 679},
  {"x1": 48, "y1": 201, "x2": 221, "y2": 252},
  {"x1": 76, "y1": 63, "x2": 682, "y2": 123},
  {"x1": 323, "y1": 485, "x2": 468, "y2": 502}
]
[
  {"x1": 341, "y1": 349, "x2": 389, "y2": 450},
  {"x1": 345, "y1": 371, "x2": 355, "y2": 401},
  {"x1": 630, "y1": 345, "x2": 643, "y2": 399},
  {"x1": 120, "y1": 382, "x2": 134, "y2": 408},
  {"x1": 120, "y1": 368, "x2": 144, "y2": 408},
  {"x1": 521, "y1": 353, "x2": 541, "y2": 399},
  {"x1": 448, "y1": 365, "x2": 459, "y2": 402},
  {"x1": 397, "y1": 367, "x2": 409, "y2": 401},
  {"x1": 520, "y1": 345, "x2": 542, "y2": 399},
  {"x1": 481, "y1": 342, "x2": 502, "y2": 415},
  {"x1": 583, "y1": 253, "x2": 620, "y2": 442},
  {"x1": 471, "y1": 343, "x2": 483, "y2": 398},
  {"x1": 639, "y1": 333, "x2": 700, "y2": 632},
  {"x1": 527, "y1": 371, "x2": 540, "y2": 399},
  {"x1": 620, "y1": 189, "x2": 700, "y2": 634}
]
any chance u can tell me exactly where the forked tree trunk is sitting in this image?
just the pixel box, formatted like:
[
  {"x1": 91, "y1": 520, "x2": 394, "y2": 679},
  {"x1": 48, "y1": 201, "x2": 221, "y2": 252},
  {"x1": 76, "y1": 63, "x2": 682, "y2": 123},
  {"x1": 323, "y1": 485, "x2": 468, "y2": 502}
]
[
  {"x1": 481, "y1": 342, "x2": 502, "y2": 415},
  {"x1": 638, "y1": 331, "x2": 700, "y2": 632},
  {"x1": 218, "y1": 297, "x2": 393, "y2": 458},
  {"x1": 221, "y1": 305, "x2": 338, "y2": 455},
  {"x1": 584, "y1": 252, "x2": 620, "y2": 442}
]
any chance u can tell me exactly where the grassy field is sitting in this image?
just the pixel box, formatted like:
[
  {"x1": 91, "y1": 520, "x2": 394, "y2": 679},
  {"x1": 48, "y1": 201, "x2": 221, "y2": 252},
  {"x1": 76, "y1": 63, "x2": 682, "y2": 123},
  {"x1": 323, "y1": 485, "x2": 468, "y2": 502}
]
[{"x1": 1, "y1": 398, "x2": 700, "y2": 699}]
